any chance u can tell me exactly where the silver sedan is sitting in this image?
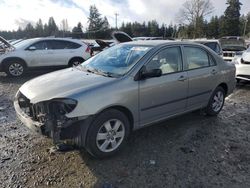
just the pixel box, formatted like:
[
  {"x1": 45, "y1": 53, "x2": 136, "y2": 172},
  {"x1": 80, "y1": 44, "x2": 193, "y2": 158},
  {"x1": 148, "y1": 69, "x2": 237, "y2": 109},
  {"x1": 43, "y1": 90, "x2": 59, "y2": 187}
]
[{"x1": 14, "y1": 41, "x2": 236, "y2": 158}]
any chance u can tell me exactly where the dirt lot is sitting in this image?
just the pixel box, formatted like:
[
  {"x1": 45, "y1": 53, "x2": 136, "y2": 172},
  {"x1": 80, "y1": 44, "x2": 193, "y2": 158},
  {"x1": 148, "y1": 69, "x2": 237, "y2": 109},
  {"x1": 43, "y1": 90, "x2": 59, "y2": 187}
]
[{"x1": 0, "y1": 71, "x2": 250, "y2": 188}]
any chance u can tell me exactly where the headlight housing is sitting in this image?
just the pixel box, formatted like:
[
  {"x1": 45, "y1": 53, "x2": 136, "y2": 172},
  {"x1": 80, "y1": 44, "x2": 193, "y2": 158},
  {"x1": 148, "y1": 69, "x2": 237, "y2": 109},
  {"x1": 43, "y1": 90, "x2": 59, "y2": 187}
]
[{"x1": 50, "y1": 98, "x2": 78, "y2": 115}]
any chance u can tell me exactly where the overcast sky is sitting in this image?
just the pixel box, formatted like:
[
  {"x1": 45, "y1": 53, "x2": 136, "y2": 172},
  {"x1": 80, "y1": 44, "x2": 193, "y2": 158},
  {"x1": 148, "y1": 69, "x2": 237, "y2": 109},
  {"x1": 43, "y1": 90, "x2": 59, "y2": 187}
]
[{"x1": 0, "y1": 0, "x2": 249, "y2": 31}]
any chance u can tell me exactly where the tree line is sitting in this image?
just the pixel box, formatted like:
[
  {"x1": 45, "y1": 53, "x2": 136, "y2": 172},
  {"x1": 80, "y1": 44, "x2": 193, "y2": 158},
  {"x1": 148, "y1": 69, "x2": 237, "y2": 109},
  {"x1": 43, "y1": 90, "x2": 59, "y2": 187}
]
[{"x1": 0, "y1": 0, "x2": 249, "y2": 40}]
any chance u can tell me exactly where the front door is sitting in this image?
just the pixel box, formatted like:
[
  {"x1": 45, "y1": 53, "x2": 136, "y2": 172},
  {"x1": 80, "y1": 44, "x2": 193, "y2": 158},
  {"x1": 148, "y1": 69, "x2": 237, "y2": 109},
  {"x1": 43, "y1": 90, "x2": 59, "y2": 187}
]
[
  {"x1": 25, "y1": 40, "x2": 55, "y2": 67},
  {"x1": 139, "y1": 46, "x2": 188, "y2": 126}
]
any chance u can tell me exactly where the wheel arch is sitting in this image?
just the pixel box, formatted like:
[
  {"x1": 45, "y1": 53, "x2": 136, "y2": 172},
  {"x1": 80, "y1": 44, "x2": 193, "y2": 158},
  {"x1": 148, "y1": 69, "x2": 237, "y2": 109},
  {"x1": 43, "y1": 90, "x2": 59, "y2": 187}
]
[
  {"x1": 68, "y1": 56, "x2": 85, "y2": 66},
  {"x1": 217, "y1": 83, "x2": 228, "y2": 96},
  {"x1": 94, "y1": 105, "x2": 134, "y2": 131},
  {"x1": 2, "y1": 57, "x2": 27, "y2": 68}
]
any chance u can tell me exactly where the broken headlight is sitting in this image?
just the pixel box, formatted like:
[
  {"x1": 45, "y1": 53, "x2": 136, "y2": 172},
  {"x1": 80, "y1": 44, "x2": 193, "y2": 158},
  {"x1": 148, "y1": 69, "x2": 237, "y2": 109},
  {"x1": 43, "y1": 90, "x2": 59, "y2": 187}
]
[{"x1": 50, "y1": 98, "x2": 78, "y2": 115}]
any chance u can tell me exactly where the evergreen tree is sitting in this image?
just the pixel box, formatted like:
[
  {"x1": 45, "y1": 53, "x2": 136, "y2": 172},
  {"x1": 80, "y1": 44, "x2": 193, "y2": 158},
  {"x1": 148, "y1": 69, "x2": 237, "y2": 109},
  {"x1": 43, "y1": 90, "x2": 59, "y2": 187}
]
[
  {"x1": 24, "y1": 23, "x2": 35, "y2": 38},
  {"x1": 221, "y1": 0, "x2": 242, "y2": 36},
  {"x1": 87, "y1": 5, "x2": 110, "y2": 38},
  {"x1": 88, "y1": 5, "x2": 103, "y2": 32},
  {"x1": 35, "y1": 19, "x2": 44, "y2": 37},
  {"x1": 246, "y1": 13, "x2": 250, "y2": 37},
  {"x1": 47, "y1": 17, "x2": 58, "y2": 36},
  {"x1": 207, "y1": 16, "x2": 219, "y2": 38},
  {"x1": 72, "y1": 22, "x2": 83, "y2": 38}
]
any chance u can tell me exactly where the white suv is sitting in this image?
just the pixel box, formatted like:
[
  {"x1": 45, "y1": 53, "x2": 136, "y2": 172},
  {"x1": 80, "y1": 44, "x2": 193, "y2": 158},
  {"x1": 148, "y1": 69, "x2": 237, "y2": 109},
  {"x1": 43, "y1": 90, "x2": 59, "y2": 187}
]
[
  {"x1": 0, "y1": 38, "x2": 91, "y2": 76},
  {"x1": 233, "y1": 47, "x2": 250, "y2": 82}
]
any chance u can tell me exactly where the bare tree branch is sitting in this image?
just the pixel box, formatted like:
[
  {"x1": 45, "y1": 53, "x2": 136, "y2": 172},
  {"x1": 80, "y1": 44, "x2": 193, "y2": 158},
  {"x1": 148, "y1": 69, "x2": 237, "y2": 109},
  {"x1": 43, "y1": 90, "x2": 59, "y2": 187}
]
[{"x1": 176, "y1": 0, "x2": 214, "y2": 25}]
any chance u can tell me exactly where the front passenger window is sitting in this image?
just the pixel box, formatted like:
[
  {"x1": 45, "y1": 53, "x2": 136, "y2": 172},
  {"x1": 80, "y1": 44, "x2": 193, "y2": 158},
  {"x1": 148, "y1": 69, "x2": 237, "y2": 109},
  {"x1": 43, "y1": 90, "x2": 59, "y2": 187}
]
[
  {"x1": 145, "y1": 47, "x2": 182, "y2": 74},
  {"x1": 32, "y1": 41, "x2": 47, "y2": 50}
]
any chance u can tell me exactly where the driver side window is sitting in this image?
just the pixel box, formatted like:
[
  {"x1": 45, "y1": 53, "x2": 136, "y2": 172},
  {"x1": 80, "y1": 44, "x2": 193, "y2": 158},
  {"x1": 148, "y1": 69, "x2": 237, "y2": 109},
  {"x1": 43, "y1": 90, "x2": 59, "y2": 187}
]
[
  {"x1": 31, "y1": 41, "x2": 47, "y2": 50},
  {"x1": 31, "y1": 41, "x2": 51, "y2": 50},
  {"x1": 145, "y1": 47, "x2": 183, "y2": 74}
]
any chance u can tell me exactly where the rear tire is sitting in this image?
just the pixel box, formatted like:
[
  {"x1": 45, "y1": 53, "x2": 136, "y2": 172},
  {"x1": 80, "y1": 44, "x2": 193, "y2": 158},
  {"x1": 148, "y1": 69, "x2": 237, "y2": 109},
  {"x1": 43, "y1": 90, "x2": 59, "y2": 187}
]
[
  {"x1": 4, "y1": 60, "x2": 26, "y2": 77},
  {"x1": 205, "y1": 86, "x2": 225, "y2": 116},
  {"x1": 69, "y1": 58, "x2": 84, "y2": 67},
  {"x1": 86, "y1": 109, "x2": 130, "y2": 159}
]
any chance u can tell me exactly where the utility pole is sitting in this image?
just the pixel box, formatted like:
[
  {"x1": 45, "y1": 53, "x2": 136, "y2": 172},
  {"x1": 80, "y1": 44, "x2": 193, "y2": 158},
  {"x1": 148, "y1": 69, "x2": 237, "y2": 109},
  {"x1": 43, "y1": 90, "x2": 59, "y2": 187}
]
[
  {"x1": 243, "y1": 17, "x2": 248, "y2": 38},
  {"x1": 115, "y1": 13, "x2": 119, "y2": 30}
]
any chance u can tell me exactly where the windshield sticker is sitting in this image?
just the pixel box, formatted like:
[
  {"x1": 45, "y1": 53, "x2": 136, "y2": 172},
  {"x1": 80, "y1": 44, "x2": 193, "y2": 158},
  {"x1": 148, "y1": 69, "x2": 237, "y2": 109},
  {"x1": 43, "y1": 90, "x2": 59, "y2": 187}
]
[{"x1": 131, "y1": 47, "x2": 150, "y2": 51}]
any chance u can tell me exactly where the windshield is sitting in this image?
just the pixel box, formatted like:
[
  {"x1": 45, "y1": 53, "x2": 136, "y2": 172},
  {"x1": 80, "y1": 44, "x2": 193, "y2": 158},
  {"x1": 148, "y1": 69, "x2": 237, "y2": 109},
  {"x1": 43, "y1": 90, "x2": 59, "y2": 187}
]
[
  {"x1": 200, "y1": 42, "x2": 220, "y2": 53},
  {"x1": 13, "y1": 38, "x2": 38, "y2": 49},
  {"x1": 81, "y1": 44, "x2": 152, "y2": 77}
]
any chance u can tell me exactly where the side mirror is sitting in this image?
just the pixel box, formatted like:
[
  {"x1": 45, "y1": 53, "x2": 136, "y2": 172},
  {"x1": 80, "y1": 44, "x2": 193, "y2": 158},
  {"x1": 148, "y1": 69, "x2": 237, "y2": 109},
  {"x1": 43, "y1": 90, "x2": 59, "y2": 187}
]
[
  {"x1": 28, "y1": 46, "x2": 36, "y2": 51},
  {"x1": 141, "y1": 68, "x2": 162, "y2": 79}
]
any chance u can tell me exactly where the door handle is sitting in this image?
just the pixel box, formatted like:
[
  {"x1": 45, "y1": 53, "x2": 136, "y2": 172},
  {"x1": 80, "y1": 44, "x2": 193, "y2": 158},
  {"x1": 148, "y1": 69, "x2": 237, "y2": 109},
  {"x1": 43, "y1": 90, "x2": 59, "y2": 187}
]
[
  {"x1": 211, "y1": 69, "x2": 217, "y2": 75},
  {"x1": 178, "y1": 75, "x2": 187, "y2": 81}
]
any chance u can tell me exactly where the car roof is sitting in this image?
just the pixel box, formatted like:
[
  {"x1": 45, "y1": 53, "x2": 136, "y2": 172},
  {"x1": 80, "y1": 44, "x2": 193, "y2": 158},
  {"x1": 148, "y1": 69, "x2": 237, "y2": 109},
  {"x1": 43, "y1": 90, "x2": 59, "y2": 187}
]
[
  {"x1": 123, "y1": 40, "x2": 209, "y2": 47},
  {"x1": 183, "y1": 39, "x2": 219, "y2": 43}
]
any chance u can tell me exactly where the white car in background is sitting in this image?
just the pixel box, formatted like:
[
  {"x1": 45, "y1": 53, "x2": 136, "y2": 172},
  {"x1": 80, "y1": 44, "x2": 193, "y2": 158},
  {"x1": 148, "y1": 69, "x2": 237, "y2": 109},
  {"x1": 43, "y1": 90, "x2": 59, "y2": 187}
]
[
  {"x1": 232, "y1": 47, "x2": 250, "y2": 82},
  {"x1": 0, "y1": 38, "x2": 91, "y2": 76}
]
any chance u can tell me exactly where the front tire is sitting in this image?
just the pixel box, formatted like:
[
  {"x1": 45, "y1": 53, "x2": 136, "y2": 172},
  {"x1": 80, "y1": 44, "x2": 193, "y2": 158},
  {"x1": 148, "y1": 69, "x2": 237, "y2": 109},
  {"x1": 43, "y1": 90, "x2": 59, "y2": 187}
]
[
  {"x1": 4, "y1": 61, "x2": 26, "y2": 77},
  {"x1": 86, "y1": 109, "x2": 130, "y2": 159},
  {"x1": 205, "y1": 86, "x2": 225, "y2": 116}
]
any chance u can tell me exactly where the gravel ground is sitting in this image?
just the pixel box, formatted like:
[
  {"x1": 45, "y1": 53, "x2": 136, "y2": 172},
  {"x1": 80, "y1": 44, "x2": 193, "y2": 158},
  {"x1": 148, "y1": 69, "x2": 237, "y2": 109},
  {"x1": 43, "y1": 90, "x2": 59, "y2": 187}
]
[{"x1": 0, "y1": 71, "x2": 250, "y2": 188}]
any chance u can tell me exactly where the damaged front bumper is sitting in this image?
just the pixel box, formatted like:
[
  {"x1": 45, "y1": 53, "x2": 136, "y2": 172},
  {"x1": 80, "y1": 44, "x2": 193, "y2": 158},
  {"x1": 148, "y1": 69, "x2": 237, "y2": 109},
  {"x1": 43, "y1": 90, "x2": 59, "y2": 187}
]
[
  {"x1": 14, "y1": 100, "x2": 44, "y2": 134},
  {"x1": 14, "y1": 91, "x2": 92, "y2": 146}
]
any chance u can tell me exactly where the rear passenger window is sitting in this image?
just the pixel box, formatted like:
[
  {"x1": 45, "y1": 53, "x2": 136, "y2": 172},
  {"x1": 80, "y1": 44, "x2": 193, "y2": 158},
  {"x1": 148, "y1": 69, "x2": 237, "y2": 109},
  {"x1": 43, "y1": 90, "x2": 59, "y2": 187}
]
[
  {"x1": 67, "y1": 41, "x2": 81, "y2": 49},
  {"x1": 184, "y1": 47, "x2": 209, "y2": 70},
  {"x1": 50, "y1": 40, "x2": 68, "y2": 49},
  {"x1": 49, "y1": 40, "x2": 81, "y2": 49},
  {"x1": 146, "y1": 47, "x2": 183, "y2": 74}
]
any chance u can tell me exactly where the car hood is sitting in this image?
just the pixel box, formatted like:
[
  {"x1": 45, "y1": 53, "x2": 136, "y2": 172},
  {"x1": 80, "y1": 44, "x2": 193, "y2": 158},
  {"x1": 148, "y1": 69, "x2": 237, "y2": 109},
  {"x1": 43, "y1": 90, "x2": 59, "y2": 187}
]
[
  {"x1": 95, "y1": 39, "x2": 110, "y2": 48},
  {"x1": 19, "y1": 68, "x2": 115, "y2": 103},
  {"x1": 112, "y1": 31, "x2": 133, "y2": 43},
  {"x1": 0, "y1": 36, "x2": 14, "y2": 49}
]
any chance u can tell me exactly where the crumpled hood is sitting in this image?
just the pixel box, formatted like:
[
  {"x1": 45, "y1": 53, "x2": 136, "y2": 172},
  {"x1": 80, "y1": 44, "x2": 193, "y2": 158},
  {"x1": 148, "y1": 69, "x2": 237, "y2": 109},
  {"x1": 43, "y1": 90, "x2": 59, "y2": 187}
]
[{"x1": 19, "y1": 68, "x2": 115, "y2": 103}]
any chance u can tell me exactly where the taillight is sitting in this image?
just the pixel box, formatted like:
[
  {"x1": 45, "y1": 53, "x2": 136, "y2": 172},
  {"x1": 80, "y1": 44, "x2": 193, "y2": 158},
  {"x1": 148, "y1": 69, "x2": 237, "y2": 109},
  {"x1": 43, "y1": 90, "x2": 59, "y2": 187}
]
[{"x1": 85, "y1": 45, "x2": 91, "y2": 53}]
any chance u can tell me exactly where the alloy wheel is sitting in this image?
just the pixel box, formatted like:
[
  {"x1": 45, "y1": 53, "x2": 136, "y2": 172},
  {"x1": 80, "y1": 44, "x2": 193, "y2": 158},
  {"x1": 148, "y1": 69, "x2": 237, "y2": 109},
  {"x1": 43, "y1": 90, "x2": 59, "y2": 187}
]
[
  {"x1": 8, "y1": 63, "x2": 24, "y2": 76},
  {"x1": 96, "y1": 119, "x2": 125, "y2": 153},
  {"x1": 212, "y1": 91, "x2": 224, "y2": 112}
]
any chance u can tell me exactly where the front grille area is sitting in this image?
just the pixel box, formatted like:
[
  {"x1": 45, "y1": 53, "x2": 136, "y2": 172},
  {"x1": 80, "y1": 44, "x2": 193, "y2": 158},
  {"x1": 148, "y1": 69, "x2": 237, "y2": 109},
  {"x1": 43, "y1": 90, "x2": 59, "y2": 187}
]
[
  {"x1": 223, "y1": 52, "x2": 235, "y2": 57},
  {"x1": 17, "y1": 92, "x2": 47, "y2": 123}
]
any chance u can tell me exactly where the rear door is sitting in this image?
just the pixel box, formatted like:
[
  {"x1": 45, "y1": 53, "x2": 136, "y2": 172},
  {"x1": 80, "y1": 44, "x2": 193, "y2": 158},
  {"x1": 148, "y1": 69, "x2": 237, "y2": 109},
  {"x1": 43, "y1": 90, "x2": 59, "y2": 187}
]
[
  {"x1": 183, "y1": 46, "x2": 219, "y2": 110},
  {"x1": 139, "y1": 46, "x2": 188, "y2": 125},
  {"x1": 48, "y1": 40, "x2": 82, "y2": 66}
]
